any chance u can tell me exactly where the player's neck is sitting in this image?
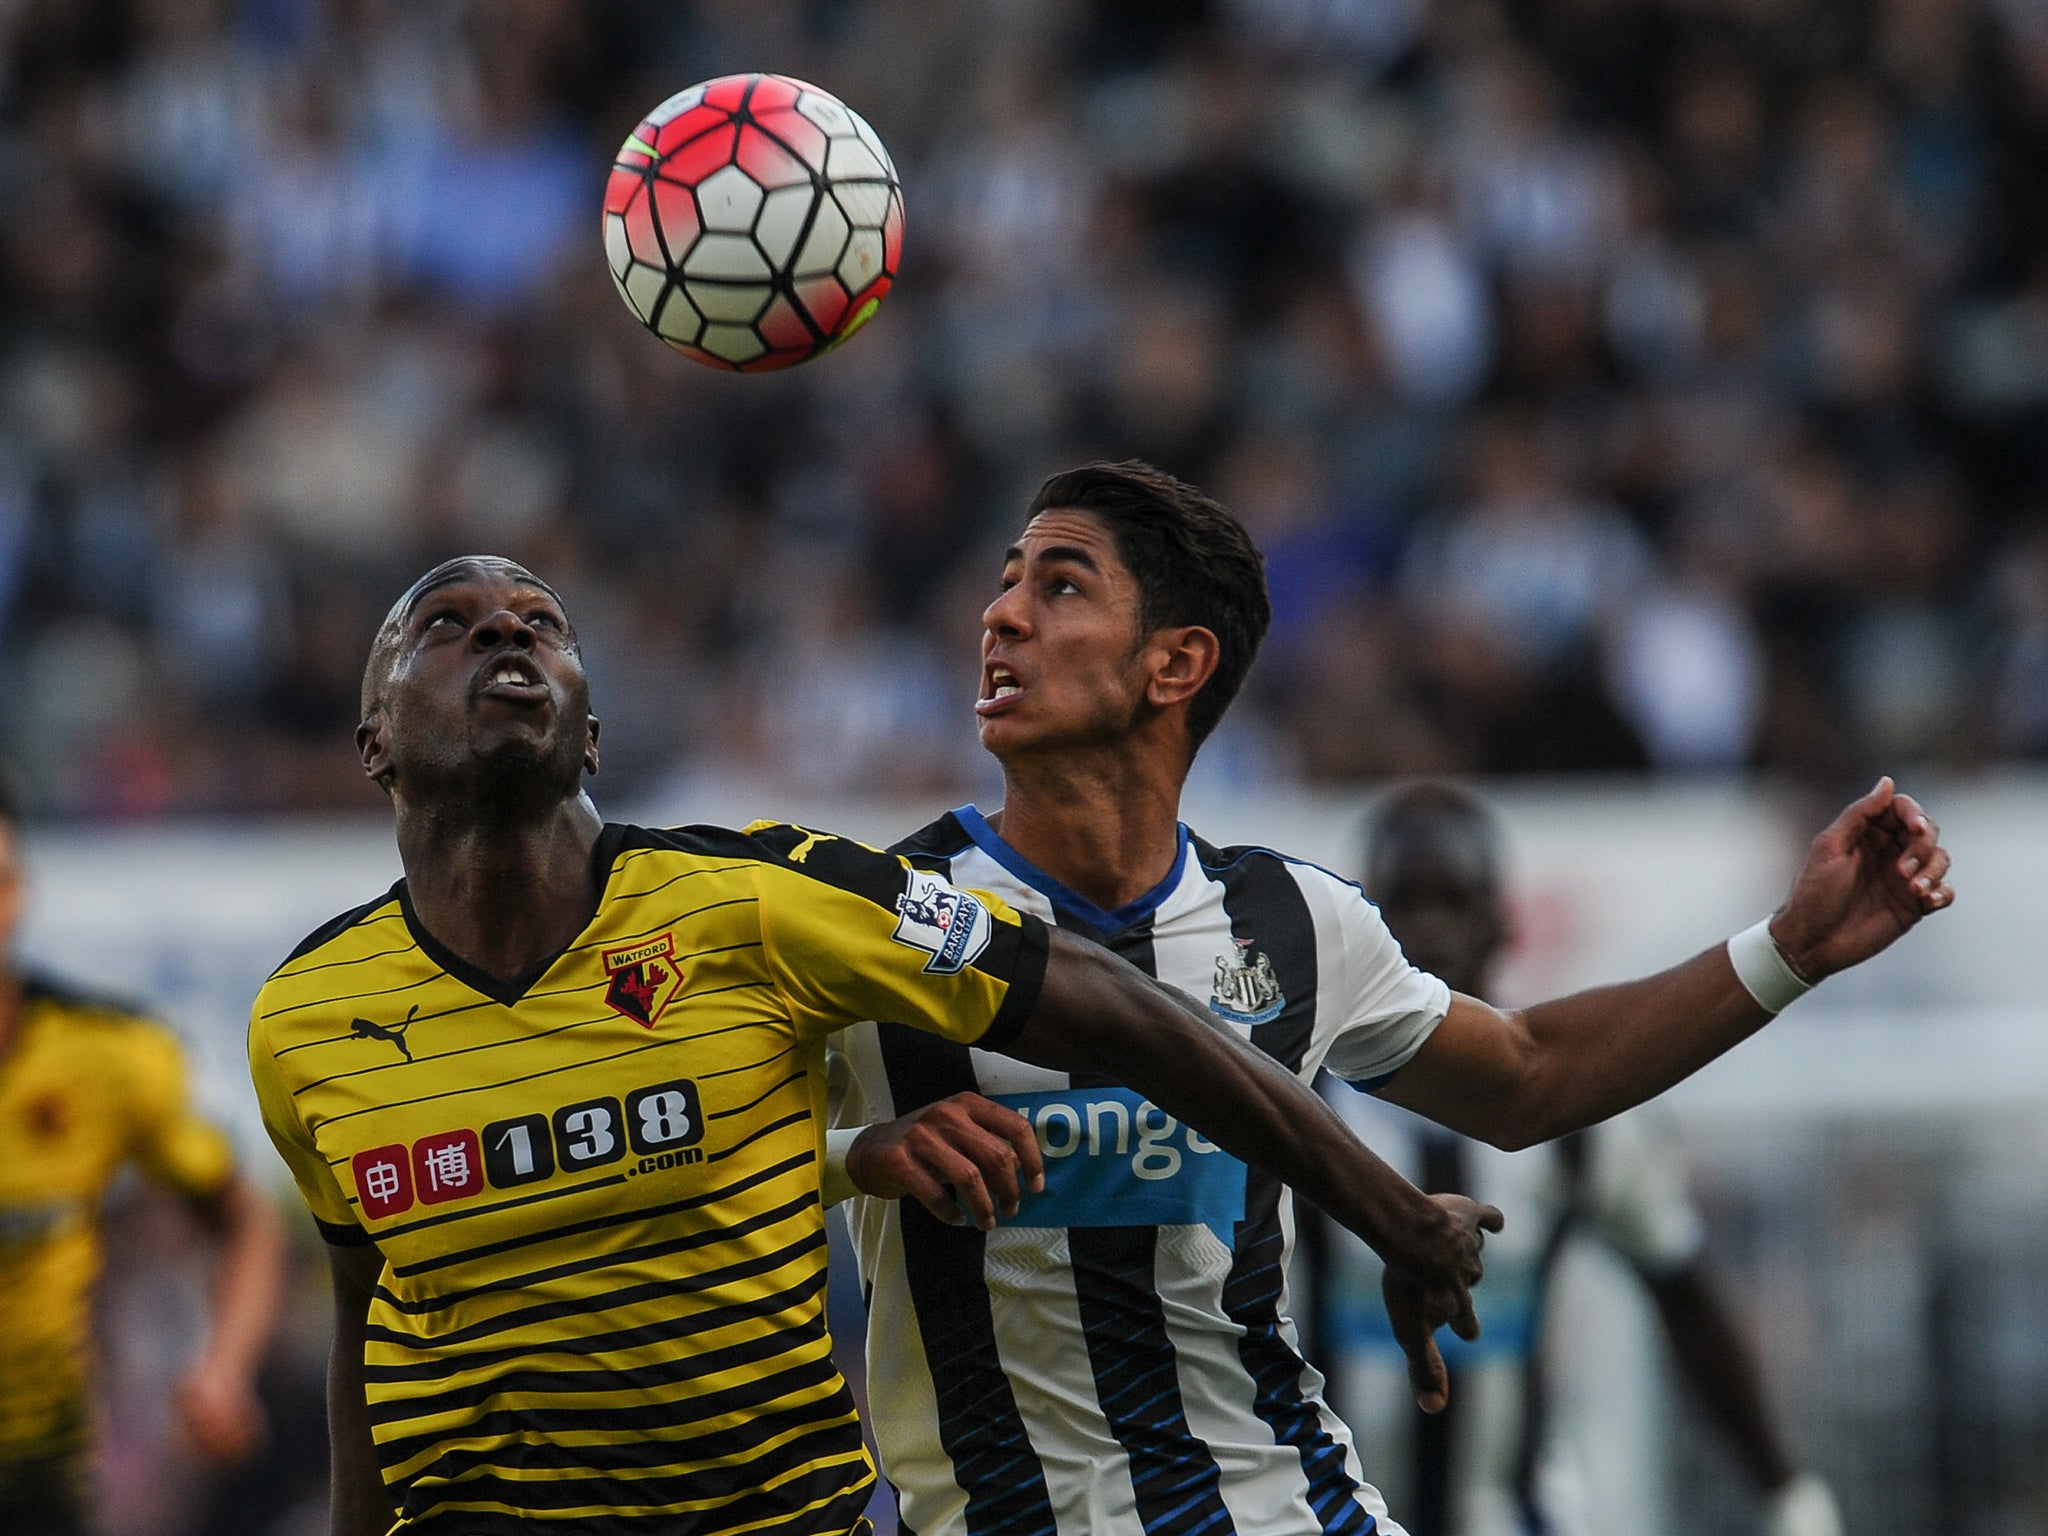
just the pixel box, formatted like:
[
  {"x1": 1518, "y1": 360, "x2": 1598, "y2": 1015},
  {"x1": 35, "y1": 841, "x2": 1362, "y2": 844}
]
[
  {"x1": 993, "y1": 747, "x2": 1186, "y2": 913},
  {"x1": 394, "y1": 794, "x2": 605, "y2": 984}
]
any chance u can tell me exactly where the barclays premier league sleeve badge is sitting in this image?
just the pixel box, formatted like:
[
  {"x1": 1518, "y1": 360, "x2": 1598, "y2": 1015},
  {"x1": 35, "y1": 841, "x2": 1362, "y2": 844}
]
[{"x1": 891, "y1": 869, "x2": 995, "y2": 975}]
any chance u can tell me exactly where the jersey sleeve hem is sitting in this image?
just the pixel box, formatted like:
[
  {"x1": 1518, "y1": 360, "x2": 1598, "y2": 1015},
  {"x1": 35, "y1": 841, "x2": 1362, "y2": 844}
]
[
  {"x1": 315, "y1": 1215, "x2": 376, "y2": 1248},
  {"x1": 972, "y1": 910, "x2": 1048, "y2": 1055},
  {"x1": 1334, "y1": 972, "x2": 1453, "y2": 1090}
]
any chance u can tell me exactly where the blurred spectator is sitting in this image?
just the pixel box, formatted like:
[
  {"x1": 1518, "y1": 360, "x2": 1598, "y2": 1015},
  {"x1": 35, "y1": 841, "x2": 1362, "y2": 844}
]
[
  {"x1": 1350, "y1": 168, "x2": 1494, "y2": 407},
  {"x1": 1404, "y1": 410, "x2": 1652, "y2": 675},
  {"x1": 1606, "y1": 495, "x2": 1767, "y2": 771},
  {"x1": 1990, "y1": 523, "x2": 2048, "y2": 754},
  {"x1": 0, "y1": 0, "x2": 2040, "y2": 817}
]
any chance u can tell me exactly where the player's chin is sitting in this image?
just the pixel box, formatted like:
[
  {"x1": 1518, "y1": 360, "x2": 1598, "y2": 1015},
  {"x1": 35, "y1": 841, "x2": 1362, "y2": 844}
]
[
  {"x1": 470, "y1": 716, "x2": 558, "y2": 760},
  {"x1": 471, "y1": 728, "x2": 582, "y2": 787},
  {"x1": 974, "y1": 710, "x2": 1037, "y2": 757}
]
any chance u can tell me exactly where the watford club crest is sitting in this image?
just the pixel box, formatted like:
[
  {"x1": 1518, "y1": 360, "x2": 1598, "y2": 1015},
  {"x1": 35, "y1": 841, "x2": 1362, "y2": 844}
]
[{"x1": 601, "y1": 933, "x2": 685, "y2": 1028}]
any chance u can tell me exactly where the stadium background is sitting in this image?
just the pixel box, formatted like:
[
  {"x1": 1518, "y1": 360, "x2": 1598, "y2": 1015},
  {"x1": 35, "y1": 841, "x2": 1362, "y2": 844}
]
[{"x1": 2, "y1": 0, "x2": 2045, "y2": 1531}]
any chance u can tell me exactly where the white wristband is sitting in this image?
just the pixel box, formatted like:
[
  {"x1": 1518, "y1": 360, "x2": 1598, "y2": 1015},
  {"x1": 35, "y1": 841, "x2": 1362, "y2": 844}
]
[
  {"x1": 821, "y1": 1126, "x2": 864, "y2": 1209},
  {"x1": 1727, "y1": 919, "x2": 1814, "y2": 1014}
]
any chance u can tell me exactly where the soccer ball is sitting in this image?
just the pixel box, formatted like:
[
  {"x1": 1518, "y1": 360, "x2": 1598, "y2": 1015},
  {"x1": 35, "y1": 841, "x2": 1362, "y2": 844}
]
[{"x1": 603, "y1": 74, "x2": 904, "y2": 372}]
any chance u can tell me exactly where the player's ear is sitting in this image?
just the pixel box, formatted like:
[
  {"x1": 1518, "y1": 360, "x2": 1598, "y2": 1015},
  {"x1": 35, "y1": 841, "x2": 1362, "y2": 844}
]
[
  {"x1": 1146, "y1": 625, "x2": 1221, "y2": 710},
  {"x1": 584, "y1": 715, "x2": 601, "y2": 777},
  {"x1": 357, "y1": 711, "x2": 395, "y2": 789}
]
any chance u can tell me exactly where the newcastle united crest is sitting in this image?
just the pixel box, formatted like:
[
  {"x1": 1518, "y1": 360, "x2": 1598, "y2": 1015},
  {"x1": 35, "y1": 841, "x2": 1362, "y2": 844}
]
[{"x1": 1210, "y1": 937, "x2": 1284, "y2": 1024}]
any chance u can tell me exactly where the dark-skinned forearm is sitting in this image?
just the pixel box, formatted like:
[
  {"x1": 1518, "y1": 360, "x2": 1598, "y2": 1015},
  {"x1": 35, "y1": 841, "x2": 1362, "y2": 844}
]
[
  {"x1": 1005, "y1": 933, "x2": 1451, "y2": 1270},
  {"x1": 326, "y1": 1250, "x2": 396, "y2": 1536}
]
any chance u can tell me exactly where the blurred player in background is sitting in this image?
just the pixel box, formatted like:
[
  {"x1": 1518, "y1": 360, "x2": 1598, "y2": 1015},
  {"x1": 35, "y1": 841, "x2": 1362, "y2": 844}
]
[
  {"x1": 827, "y1": 460, "x2": 1950, "y2": 1536},
  {"x1": 0, "y1": 781, "x2": 284, "y2": 1535},
  {"x1": 1301, "y1": 782, "x2": 1841, "y2": 1536},
  {"x1": 249, "y1": 554, "x2": 1490, "y2": 1536}
]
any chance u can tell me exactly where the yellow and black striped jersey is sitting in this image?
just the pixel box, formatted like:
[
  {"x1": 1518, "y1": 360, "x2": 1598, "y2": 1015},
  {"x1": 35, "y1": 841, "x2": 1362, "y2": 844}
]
[
  {"x1": 248, "y1": 821, "x2": 1047, "y2": 1536},
  {"x1": 0, "y1": 976, "x2": 234, "y2": 1469}
]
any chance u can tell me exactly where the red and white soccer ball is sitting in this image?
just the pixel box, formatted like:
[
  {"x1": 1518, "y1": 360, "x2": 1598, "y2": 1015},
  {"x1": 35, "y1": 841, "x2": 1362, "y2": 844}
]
[{"x1": 603, "y1": 74, "x2": 904, "y2": 372}]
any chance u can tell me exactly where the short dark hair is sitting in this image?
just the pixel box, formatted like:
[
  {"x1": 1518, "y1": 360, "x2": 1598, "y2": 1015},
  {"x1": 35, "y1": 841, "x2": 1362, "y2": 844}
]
[
  {"x1": 0, "y1": 764, "x2": 19, "y2": 829},
  {"x1": 1027, "y1": 460, "x2": 1271, "y2": 753},
  {"x1": 1363, "y1": 780, "x2": 1503, "y2": 883}
]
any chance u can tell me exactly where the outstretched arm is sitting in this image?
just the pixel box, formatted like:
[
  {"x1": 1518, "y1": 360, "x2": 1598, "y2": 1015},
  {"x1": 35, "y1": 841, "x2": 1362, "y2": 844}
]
[
  {"x1": 176, "y1": 1172, "x2": 285, "y2": 1463},
  {"x1": 1379, "y1": 779, "x2": 1953, "y2": 1149},
  {"x1": 1001, "y1": 927, "x2": 1502, "y2": 1413}
]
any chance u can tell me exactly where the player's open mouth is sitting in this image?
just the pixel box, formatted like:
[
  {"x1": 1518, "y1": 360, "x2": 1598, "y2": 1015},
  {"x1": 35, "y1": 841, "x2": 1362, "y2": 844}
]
[
  {"x1": 976, "y1": 664, "x2": 1023, "y2": 716},
  {"x1": 476, "y1": 656, "x2": 548, "y2": 702}
]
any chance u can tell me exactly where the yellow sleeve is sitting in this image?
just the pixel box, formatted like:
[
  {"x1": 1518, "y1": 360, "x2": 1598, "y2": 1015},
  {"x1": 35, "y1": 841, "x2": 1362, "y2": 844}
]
[
  {"x1": 123, "y1": 1019, "x2": 235, "y2": 1201},
  {"x1": 742, "y1": 822, "x2": 1048, "y2": 1048},
  {"x1": 247, "y1": 1008, "x2": 361, "y2": 1239}
]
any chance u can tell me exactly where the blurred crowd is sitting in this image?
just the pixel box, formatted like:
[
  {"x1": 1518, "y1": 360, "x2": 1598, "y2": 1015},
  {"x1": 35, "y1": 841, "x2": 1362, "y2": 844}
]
[{"x1": 2, "y1": 0, "x2": 2046, "y2": 817}]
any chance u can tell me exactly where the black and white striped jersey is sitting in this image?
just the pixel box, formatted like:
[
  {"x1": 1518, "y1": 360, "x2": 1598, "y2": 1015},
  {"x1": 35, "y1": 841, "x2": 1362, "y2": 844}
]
[
  {"x1": 827, "y1": 805, "x2": 1450, "y2": 1536},
  {"x1": 1311, "y1": 1095, "x2": 1706, "y2": 1536}
]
